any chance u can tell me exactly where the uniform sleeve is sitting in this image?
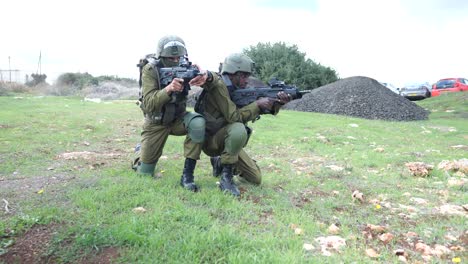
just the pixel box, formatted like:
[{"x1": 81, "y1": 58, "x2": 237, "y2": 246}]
[
  {"x1": 203, "y1": 72, "x2": 261, "y2": 123},
  {"x1": 141, "y1": 63, "x2": 171, "y2": 113},
  {"x1": 270, "y1": 103, "x2": 282, "y2": 115}
]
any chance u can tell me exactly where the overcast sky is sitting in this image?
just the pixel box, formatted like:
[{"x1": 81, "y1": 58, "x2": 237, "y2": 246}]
[{"x1": 1, "y1": 0, "x2": 467, "y2": 87}]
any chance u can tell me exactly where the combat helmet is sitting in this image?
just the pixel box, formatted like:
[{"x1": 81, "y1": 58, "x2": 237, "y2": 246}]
[
  {"x1": 221, "y1": 53, "x2": 254, "y2": 74},
  {"x1": 156, "y1": 35, "x2": 187, "y2": 58}
]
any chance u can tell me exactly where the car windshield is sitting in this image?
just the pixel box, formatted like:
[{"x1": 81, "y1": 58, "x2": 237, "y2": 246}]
[
  {"x1": 436, "y1": 79, "x2": 455, "y2": 88},
  {"x1": 405, "y1": 83, "x2": 424, "y2": 89}
]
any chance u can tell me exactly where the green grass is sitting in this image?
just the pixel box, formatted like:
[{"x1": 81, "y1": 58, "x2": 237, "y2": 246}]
[{"x1": 1, "y1": 93, "x2": 467, "y2": 263}]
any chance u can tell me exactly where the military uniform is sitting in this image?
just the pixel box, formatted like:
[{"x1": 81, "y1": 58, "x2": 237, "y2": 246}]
[
  {"x1": 197, "y1": 72, "x2": 282, "y2": 185},
  {"x1": 135, "y1": 35, "x2": 205, "y2": 191},
  {"x1": 139, "y1": 61, "x2": 202, "y2": 166}
]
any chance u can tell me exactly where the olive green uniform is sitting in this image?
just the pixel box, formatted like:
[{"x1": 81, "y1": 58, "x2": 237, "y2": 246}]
[
  {"x1": 198, "y1": 73, "x2": 281, "y2": 184},
  {"x1": 139, "y1": 62, "x2": 202, "y2": 166}
]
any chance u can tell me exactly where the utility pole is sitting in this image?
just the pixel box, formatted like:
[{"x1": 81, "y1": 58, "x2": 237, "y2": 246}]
[
  {"x1": 37, "y1": 51, "x2": 42, "y2": 75},
  {"x1": 8, "y1": 56, "x2": 11, "y2": 83},
  {"x1": 1, "y1": 56, "x2": 21, "y2": 83}
]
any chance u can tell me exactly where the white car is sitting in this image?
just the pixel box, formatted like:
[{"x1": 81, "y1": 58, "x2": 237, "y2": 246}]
[
  {"x1": 379, "y1": 82, "x2": 400, "y2": 94},
  {"x1": 400, "y1": 82, "x2": 432, "y2": 100}
]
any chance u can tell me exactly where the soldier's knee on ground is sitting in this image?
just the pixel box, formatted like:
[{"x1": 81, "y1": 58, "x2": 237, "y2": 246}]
[{"x1": 239, "y1": 173, "x2": 262, "y2": 185}]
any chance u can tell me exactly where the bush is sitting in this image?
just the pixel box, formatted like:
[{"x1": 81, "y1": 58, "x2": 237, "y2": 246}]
[
  {"x1": 26, "y1": 74, "x2": 48, "y2": 87},
  {"x1": 243, "y1": 42, "x2": 339, "y2": 89},
  {"x1": 55, "y1": 72, "x2": 97, "y2": 89},
  {"x1": 52, "y1": 73, "x2": 138, "y2": 98},
  {"x1": 0, "y1": 82, "x2": 32, "y2": 95}
]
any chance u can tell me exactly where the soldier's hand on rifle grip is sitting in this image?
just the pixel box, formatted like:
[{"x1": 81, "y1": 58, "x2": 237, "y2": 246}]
[
  {"x1": 189, "y1": 65, "x2": 208, "y2": 87},
  {"x1": 165, "y1": 78, "x2": 184, "y2": 94},
  {"x1": 277, "y1": 91, "x2": 291, "y2": 105},
  {"x1": 256, "y1": 97, "x2": 275, "y2": 111}
]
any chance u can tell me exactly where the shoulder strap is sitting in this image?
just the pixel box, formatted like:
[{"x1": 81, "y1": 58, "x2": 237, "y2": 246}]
[{"x1": 221, "y1": 74, "x2": 236, "y2": 99}]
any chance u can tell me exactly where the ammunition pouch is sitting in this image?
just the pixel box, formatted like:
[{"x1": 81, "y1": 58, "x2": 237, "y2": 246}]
[{"x1": 144, "y1": 112, "x2": 163, "y2": 125}]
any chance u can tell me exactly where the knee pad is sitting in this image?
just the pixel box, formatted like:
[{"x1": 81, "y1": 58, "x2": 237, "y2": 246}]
[
  {"x1": 225, "y1": 123, "x2": 248, "y2": 154},
  {"x1": 184, "y1": 112, "x2": 205, "y2": 143}
]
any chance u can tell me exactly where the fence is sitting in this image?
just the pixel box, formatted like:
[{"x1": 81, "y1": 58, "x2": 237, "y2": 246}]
[{"x1": 0, "y1": 69, "x2": 26, "y2": 84}]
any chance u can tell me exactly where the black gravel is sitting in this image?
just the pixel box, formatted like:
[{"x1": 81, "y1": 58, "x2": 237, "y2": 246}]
[{"x1": 284, "y1": 76, "x2": 429, "y2": 121}]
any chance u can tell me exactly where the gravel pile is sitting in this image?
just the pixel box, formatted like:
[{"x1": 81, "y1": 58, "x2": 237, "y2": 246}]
[{"x1": 284, "y1": 76, "x2": 429, "y2": 121}]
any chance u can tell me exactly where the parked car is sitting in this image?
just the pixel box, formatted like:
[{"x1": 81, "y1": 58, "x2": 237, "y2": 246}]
[
  {"x1": 400, "y1": 82, "x2": 432, "y2": 100},
  {"x1": 432, "y1": 78, "x2": 468, "y2": 97},
  {"x1": 379, "y1": 82, "x2": 400, "y2": 94}
]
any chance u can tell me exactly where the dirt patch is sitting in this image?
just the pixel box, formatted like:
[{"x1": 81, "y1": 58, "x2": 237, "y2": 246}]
[
  {"x1": 79, "y1": 247, "x2": 121, "y2": 264},
  {"x1": 0, "y1": 224, "x2": 120, "y2": 264},
  {"x1": 291, "y1": 188, "x2": 331, "y2": 208},
  {"x1": 0, "y1": 224, "x2": 57, "y2": 263},
  {"x1": 0, "y1": 174, "x2": 76, "y2": 216}
]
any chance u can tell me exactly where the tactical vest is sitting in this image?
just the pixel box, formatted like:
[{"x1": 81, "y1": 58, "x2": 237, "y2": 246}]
[
  {"x1": 194, "y1": 74, "x2": 253, "y2": 137},
  {"x1": 195, "y1": 74, "x2": 235, "y2": 114},
  {"x1": 138, "y1": 57, "x2": 187, "y2": 126}
]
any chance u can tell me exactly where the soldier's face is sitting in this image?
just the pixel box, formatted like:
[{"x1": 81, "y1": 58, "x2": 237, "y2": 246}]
[
  {"x1": 231, "y1": 72, "x2": 250, "y2": 89},
  {"x1": 161, "y1": 56, "x2": 180, "y2": 67}
]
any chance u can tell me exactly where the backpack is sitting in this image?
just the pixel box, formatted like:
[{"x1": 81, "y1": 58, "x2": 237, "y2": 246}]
[{"x1": 136, "y1": 53, "x2": 157, "y2": 103}]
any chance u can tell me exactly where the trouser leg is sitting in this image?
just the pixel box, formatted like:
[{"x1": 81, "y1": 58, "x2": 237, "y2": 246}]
[{"x1": 236, "y1": 149, "x2": 262, "y2": 185}]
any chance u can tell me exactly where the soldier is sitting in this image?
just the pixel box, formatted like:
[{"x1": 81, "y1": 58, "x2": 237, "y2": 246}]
[
  {"x1": 195, "y1": 53, "x2": 291, "y2": 197},
  {"x1": 134, "y1": 35, "x2": 208, "y2": 192}
]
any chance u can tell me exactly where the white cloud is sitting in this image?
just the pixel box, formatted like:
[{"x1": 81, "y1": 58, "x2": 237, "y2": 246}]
[{"x1": 1, "y1": 0, "x2": 466, "y2": 87}]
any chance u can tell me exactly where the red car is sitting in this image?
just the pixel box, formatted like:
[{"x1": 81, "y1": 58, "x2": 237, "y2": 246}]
[{"x1": 432, "y1": 78, "x2": 468, "y2": 96}]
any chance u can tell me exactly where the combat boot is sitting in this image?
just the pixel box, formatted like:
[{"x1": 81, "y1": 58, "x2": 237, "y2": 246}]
[
  {"x1": 210, "y1": 156, "x2": 222, "y2": 177},
  {"x1": 137, "y1": 162, "x2": 156, "y2": 177},
  {"x1": 219, "y1": 164, "x2": 240, "y2": 197},
  {"x1": 180, "y1": 158, "x2": 199, "y2": 192}
]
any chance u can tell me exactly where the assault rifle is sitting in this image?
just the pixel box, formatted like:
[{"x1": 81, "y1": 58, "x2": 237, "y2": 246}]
[
  {"x1": 159, "y1": 56, "x2": 201, "y2": 100},
  {"x1": 231, "y1": 79, "x2": 310, "y2": 114}
]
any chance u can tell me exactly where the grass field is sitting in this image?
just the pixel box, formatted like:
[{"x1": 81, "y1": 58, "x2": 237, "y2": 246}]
[{"x1": 0, "y1": 92, "x2": 467, "y2": 263}]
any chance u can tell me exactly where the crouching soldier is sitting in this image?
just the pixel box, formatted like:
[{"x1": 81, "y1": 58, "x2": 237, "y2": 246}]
[
  {"x1": 133, "y1": 35, "x2": 209, "y2": 192},
  {"x1": 194, "y1": 53, "x2": 291, "y2": 197}
]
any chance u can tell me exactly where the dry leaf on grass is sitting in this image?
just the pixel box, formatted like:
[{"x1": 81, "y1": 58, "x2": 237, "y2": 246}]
[
  {"x1": 405, "y1": 231, "x2": 418, "y2": 238},
  {"x1": 316, "y1": 135, "x2": 330, "y2": 143},
  {"x1": 132, "y1": 207, "x2": 147, "y2": 213},
  {"x1": 448, "y1": 177, "x2": 467, "y2": 187},
  {"x1": 352, "y1": 190, "x2": 364, "y2": 203},
  {"x1": 438, "y1": 159, "x2": 468, "y2": 173},
  {"x1": 366, "y1": 224, "x2": 386, "y2": 234},
  {"x1": 303, "y1": 243, "x2": 314, "y2": 251},
  {"x1": 315, "y1": 236, "x2": 346, "y2": 256},
  {"x1": 378, "y1": 233, "x2": 394, "y2": 244},
  {"x1": 374, "y1": 147, "x2": 385, "y2": 153},
  {"x1": 294, "y1": 228, "x2": 303, "y2": 235},
  {"x1": 327, "y1": 224, "x2": 340, "y2": 234},
  {"x1": 325, "y1": 165, "x2": 344, "y2": 171},
  {"x1": 365, "y1": 248, "x2": 380, "y2": 258},
  {"x1": 436, "y1": 204, "x2": 467, "y2": 216},
  {"x1": 415, "y1": 242, "x2": 433, "y2": 256},
  {"x1": 405, "y1": 162, "x2": 433, "y2": 177},
  {"x1": 410, "y1": 197, "x2": 428, "y2": 205},
  {"x1": 432, "y1": 245, "x2": 451, "y2": 257}
]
